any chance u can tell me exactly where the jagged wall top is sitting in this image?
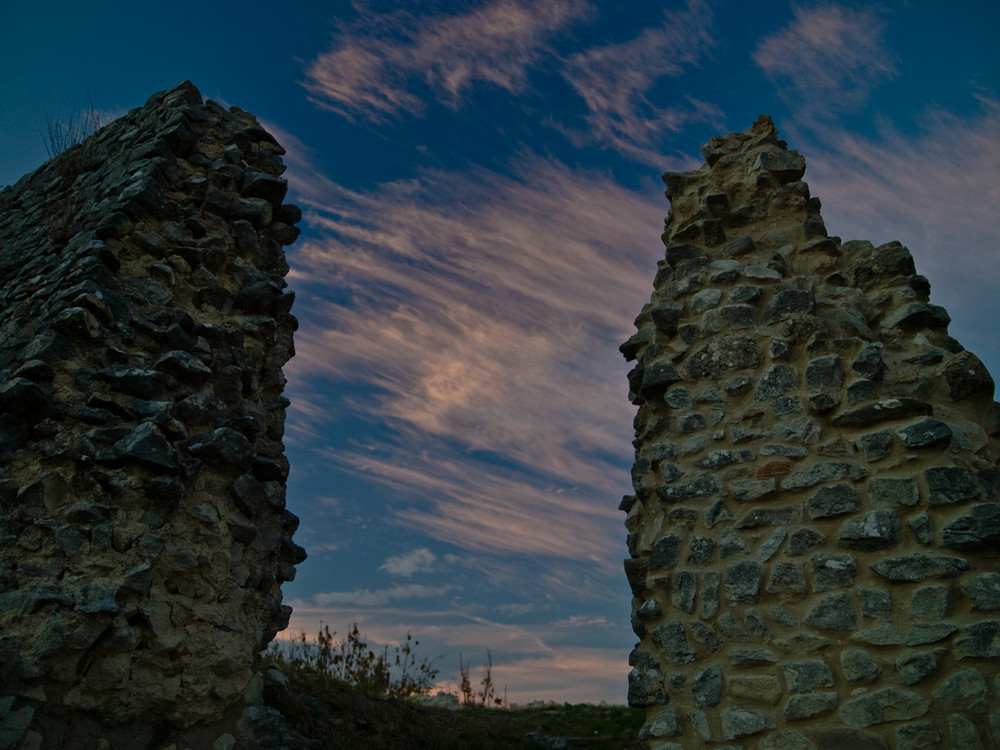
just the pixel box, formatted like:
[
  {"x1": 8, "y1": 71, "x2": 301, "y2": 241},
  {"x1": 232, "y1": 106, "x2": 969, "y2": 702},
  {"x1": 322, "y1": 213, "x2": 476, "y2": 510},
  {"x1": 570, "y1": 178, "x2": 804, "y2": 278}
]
[
  {"x1": 621, "y1": 116, "x2": 1000, "y2": 749},
  {"x1": 0, "y1": 82, "x2": 306, "y2": 748}
]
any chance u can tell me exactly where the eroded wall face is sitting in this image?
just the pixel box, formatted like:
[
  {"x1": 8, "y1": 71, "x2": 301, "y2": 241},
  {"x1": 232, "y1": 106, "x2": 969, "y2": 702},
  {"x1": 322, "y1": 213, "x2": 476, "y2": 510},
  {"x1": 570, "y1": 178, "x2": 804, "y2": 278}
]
[
  {"x1": 0, "y1": 82, "x2": 304, "y2": 744},
  {"x1": 622, "y1": 116, "x2": 1000, "y2": 749}
]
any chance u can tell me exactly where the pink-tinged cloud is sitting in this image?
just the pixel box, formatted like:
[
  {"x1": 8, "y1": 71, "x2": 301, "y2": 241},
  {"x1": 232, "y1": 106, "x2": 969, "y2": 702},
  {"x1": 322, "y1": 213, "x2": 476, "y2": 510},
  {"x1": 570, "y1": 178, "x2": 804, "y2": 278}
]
[
  {"x1": 561, "y1": 0, "x2": 721, "y2": 163},
  {"x1": 753, "y1": 4, "x2": 897, "y2": 116},
  {"x1": 281, "y1": 155, "x2": 664, "y2": 561},
  {"x1": 303, "y1": 0, "x2": 593, "y2": 122},
  {"x1": 312, "y1": 583, "x2": 456, "y2": 607}
]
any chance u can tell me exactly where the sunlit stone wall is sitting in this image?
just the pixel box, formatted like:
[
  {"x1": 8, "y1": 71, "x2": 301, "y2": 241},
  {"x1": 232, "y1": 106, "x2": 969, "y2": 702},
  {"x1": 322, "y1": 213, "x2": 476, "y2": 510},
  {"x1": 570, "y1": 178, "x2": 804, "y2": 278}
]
[
  {"x1": 622, "y1": 116, "x2": 1000, "y2": 750},
  {"x1": 0, "y1": 82, "x2": 306, "y2": 748}
]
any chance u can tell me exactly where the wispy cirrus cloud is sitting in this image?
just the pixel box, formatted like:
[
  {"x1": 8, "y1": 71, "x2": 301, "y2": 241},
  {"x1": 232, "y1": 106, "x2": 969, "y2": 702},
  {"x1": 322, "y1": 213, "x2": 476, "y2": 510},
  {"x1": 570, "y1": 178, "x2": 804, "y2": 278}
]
[
  {"x1": 561, "y1": 0, "x2": 721, "y2": 163},
  {"x1": 312, "y1": 583, "x2": 456, "y2": 607},
  {"x1": 303, "y1": 0, "x2": 592, "y2": 122},
  {"x1": 282, "y1": 153, "x2": 663, "y2": 562},
  {"x1": 753, "y1": 3, "x2": 897, "y2": 118}
]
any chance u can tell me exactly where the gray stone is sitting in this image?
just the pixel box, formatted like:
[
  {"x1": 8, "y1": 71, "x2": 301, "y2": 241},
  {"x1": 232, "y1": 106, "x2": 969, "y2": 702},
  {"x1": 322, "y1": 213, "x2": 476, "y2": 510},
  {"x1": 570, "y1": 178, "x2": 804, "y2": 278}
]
[
  {"x1": 704, "y1": 500, "x2": 734, "y2": 529},
  {"x1": 768, "y1": 605, "x2": 800, "y2": 626},
  {"x1": 803, "y1": 592, "x2": 857, "y2": 631},
  {"x1": 729, "y1": 648, "x2": 778, "y2": 665},
  {"x1": 858, "y1": 430, "x2": 894, "y2": 462},
  {"x1": 941, "y1": 504, "x2": 1000, "y2": 551},
  {"x1": 694, "y1": 448, "x2": 754, "y2": 468},
  {"x1": 729, "y1": 674, "x2": 783, "y2": 706},
  {"x1": 837, "y1": 510, "x2": 901, "y2": 550},
  {"x1": 910, "y1": 584, "x2": 950, "y2": 619},
  {"x1": 115, "y1": 422, "x2": 180, "y2": 474},
  {"x1": 780, "y1": 660, "x2": 834, "y2": 692},
  {"x1": 870, "y1": 552, "x2": 971, "y2": 582},
  {"x1": 628, "y1": 664, "x2": 669, "y2": 707},
  {"x1": 729, "y1": 478, "x2": 777, "y2": 503},
  {"x1": 766, "y1": 562, "x2": 808, "y2": 597},
  {"x1": 947, "y1": 714, "x2": 984, "y2": 750},
  {"x1": 735, "y1": 504, "x2": 802, "y2": 529},
  {"x1": 755, "y1": 364, "x2": 799, "y2": 400},
  {"x1": 656, "y1": 473, "x2": 720, "y2": 503},
  {"x1": 730, "y1": 284, "x2": 762, "y2": 303},
  {"x1": 784, "y1": 692, "x2": 837, "y2": 721},
  {"x1": 672, "y1": 571, "x2": 697, "y2": 614},
  {"x1": 852, "y1": 342, "x2": 885, "y2": 379},
  {"x1": 637, "y1": 708, "x2": 680, "y2": 739},
  {"x1": 745, "y1": 607, "x2": 771, "y2": 639},
  {"x1": 650, "y1": 621, "x2": 695, "y2": 665},
  {"x1": 679, "y1": 434, "x2": 710, "y2": 455},
  {"x1": 831, "y1": 397, "x2": 932, "y2": 428},
  {"x1": 933, "y1": 667, "x2": 988, "y2": 713},
  {"x1": 689, "y1": 711, "x2": 711, "y2": 742},
  {"x1": 756, "y1": 527, "x2": 786, "y2": 561},
  {"x1": 650, "y1": 534, "x2": 680, "y2": 569},
  {"x1": 906, "y1": 623, "x2": 958, "y2": 645},
  {"x1": 925, "y1": 465, "x2": 980, "y2": 505},
  {"x1": 718, "y1": 612, "x2": 749, "y2": 640},
  {"x1": 858, "y1": 588, "x2": 892, "y2": 620},
  {"x1": 763, "y1": 288, "x2": 815, "y2": 324},
  {"x1": 772, "y1": 395, "x2": 803, "y2": 416},
  {"x1": 637, "y1": 599, "x2": 662, "y2": 620},
  {"x1": 782, "y1": 461, "x2": 867, "y2": 490},
  {"x1": 806, "y1": 355, "x2": 844, "y2": 390},
  {"x1": 689, "y1": 620, "x2": 723, "y2": 652},
  {"x1": 640, "y1": 360, "x2": 684, "y2": 396},
  {"x1": 841, "y1": 649, "x2": 881, "y2": 682},
  {"x1": 852, "y1": 626, "x2": 906, "y2": 646},
  {"x1": 721, "y1": 706, "x2": 776, "y2": 739},
  {"x1": 679, "y1": 412, "x2": 707, "y2": 433},
  {"x1": 723, "y1": 374, "x2": 753, "y2": 394},
  {"x1": 895, "y1": 649, "x2": 938, "y2": 685},
  {"x1": 155, "y1": 349, "x2": 213, "y2": 383},
  {"x1": 868, "y1": 477, "x2": 919, "y2": 507},
  {"x1": 839, "y1": 687, "x2": 930, "y2": 728},
  {"x1": 953, "y1": 620, "x2": 1000, "y2": 658},
  {"x1": 719, "y1": 532, "x2": 750, "y2": 558},
  {"x1": 882, "y1": 302, "x2": 950, "y2": 330},
  {"x1": 894, "y1": 722, "x2": 941, "y2": 750},
  {"x1": 692, "y1": 664, "x2": 722, "y2": 708},
  {"x1": 690, "y1": 288, "x2": 722, "y2": 312},
  {"x1": 806, "y1": 483, "x2": 862, "y2": 518},
  {"x1": 907, "y1": 512, "x2": 935, "y2": 544},
  {"x1": 788, "y1": 527, "x2": 825, "y2": 556},
  {"x1": 962, "y1": 573, "x2": 1000, "y2": 610},
  {"x1": 774, "y1": 633, "x2": 832, "y2": 654},
  {"x1": 810, "y1": 552, "x2": 858, "y2": 591},
  {"x1": 663, "y1": 387, "x2": 693, "y2": 409},
  {"x1": 848, "y1": 379, "x2": 878, "y2": 404},
  {"x1": 686, "y1": 335, "x2": 762, "y2": 379},
  {"x1": 184, "y1": 427, "x2": 255, "y2": 471},
  {"x1": 702, "y1": 303, "x2": 756, "y2": 332},
  {"x1": 760, "y1": 443, "x2": 809, "y2": 457},
  {"x1": 898, "y1": 419, "x2": 952, "y2": 449},
  {"x1": 686, "y1": 535, "x2": 715, "y2": 565},
  {"x1": 725, "y1": 560, "x2": 765, "y2": 604}
]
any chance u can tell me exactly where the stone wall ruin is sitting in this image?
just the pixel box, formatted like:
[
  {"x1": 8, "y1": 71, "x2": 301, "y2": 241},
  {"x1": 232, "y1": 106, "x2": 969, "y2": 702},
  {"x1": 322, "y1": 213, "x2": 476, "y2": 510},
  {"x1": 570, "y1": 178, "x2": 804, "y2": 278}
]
[
  {"x1": 622, "y1": 116, "x2": 1000, "y2": 749},
  {"x1": 0, "y1": 82, "x2": 307, "y2": 748}
]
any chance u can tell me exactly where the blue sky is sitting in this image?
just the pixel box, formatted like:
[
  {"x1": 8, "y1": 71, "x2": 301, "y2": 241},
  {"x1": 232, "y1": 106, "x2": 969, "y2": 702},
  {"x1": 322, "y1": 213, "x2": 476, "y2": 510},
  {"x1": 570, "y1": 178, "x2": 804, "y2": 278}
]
[{"x1": 3, "y1": 1, "x2": 999, "y2": 703}]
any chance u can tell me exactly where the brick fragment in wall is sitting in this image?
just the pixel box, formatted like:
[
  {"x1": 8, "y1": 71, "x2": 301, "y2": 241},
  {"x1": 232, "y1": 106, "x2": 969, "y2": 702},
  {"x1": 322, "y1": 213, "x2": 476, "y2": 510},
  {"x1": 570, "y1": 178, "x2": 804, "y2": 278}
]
[
  {"x1": 621, "y1": 115, "x2": 1000, "y2": 749},
  {"x1": 0, "y1": 82, "x2": 309, "y2": 748}
]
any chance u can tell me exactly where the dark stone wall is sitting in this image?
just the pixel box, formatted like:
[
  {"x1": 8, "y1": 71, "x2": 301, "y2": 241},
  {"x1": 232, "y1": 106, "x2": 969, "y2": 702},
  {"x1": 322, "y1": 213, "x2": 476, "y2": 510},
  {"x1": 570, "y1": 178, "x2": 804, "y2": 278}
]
[
  {"x1": 0, "y1": 82, "x2": 307, "y2": 748},
  {"x1": 622, "y1": 116, "x2": 1000, "y2": 749}
]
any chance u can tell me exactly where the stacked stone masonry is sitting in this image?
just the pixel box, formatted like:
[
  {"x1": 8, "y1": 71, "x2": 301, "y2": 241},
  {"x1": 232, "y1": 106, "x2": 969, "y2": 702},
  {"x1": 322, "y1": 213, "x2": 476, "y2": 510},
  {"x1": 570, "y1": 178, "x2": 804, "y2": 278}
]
[
  {"x1": 622, "y1": 116, "x2": 1000, "y2": 750},
  {"x1": 0, "y1": 82, "x2": 308, "y2": 748}
]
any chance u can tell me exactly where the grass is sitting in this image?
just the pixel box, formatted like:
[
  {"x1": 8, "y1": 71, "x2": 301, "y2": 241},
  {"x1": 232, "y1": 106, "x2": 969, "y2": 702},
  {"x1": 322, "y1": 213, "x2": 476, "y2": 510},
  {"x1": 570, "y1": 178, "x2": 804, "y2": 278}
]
[{"x1": 261, "y1": 624, "x2": 646, "y2": 749}]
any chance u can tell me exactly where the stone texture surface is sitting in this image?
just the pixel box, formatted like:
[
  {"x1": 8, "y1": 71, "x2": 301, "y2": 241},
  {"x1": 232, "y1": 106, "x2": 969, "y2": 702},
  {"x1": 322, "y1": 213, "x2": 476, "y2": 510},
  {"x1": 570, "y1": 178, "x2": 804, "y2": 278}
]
[
  {"x1": 0, "y1": 82, "x2": 308, "y2": 749},
  {"x1": 622, "y1": 115, "x2": 1000, "y2": 749}
]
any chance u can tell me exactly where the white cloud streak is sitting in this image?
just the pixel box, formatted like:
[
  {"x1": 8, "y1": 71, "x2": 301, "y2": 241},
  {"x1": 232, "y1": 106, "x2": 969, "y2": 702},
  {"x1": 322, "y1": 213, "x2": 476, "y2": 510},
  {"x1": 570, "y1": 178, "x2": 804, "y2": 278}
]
[
  {"x1": 561, "y1": 0, "x2": 721, "y2": 162},
  {"x1": 303, "y1": 0, "x2": 592, "y2": 122},
  {"x1": 753, "y1": 3, "x2": 897, "y2": 118},
  {"x1": 380, "y1": 548, "x2": 437, "y2": 577},
  {"x1": 313, "y1": 583, "x2": 456, "y2": 607}
]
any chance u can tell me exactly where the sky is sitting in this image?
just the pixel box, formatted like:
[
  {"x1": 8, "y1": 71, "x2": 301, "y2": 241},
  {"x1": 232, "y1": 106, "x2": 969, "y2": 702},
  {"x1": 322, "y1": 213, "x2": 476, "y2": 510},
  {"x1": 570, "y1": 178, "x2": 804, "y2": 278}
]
[{"x1": 3, "y1": 1, "x2": 999, "y2": 704}]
